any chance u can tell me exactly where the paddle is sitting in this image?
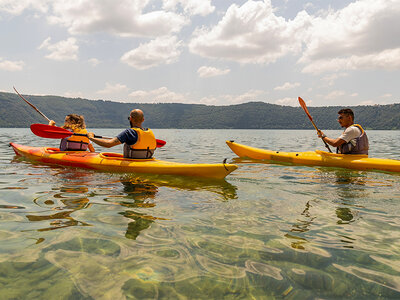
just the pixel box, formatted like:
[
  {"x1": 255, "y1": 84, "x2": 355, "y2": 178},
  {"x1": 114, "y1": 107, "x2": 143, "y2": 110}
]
[
  {"x1": 30, "y1": 124, "x2": 166, "y2": 148},
  {"x1": 14, "y1": 86, "x2": 51, "y2": 122},
  {"x1": 298, "y1": 97, "x2": 332, "y2": 153}
]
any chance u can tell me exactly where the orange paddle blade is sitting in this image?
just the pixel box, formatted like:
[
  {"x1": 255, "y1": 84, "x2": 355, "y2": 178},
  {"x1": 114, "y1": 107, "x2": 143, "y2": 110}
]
[
  {"x1": 30, "y1": 124, "x2": 73, "y2": 139},
  {"x1": 298, "y1": 97, "x2": 313, "y2": 121}
]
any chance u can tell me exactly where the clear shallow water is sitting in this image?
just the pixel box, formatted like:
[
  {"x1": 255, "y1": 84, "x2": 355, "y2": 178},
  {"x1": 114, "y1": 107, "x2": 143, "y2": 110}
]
[{"x1": 1, "y1": 128, "x2": 400, "y2": 299}]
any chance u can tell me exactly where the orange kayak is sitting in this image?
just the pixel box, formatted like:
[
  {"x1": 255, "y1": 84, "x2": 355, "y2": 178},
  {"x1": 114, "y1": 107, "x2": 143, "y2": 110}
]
[{"x1": 10, "y1": 143, "x2": 237, "y2": 179}]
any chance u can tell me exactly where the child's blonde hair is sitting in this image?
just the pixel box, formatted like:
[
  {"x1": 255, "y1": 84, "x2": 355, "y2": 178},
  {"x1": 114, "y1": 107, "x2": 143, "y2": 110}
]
[{"x1": 62, "y1": 114, "x2": 86, "y2": 131}]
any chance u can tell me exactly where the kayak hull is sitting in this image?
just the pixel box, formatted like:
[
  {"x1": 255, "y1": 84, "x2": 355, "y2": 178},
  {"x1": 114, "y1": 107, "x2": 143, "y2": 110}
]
[
  {"x1": 226, "y1": 140, "x2": 400, "y2": 173},
  {"x1": 10, "y1": 143, "x2": 237, "y2": 179}
]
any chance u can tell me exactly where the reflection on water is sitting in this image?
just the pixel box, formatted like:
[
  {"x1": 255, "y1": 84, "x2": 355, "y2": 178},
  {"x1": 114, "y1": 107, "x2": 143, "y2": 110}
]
[
  {"x1": 118, "y1": 178, "x2": 160, "y2": 240},
  {"x1": 286, "y1": 201, "x2": 315, "y2": 250},
  {"x1": 27, "y1": 185, "x2": 92, "y2": 232},
  {"x1": 1, "y1": 129, "x2": 400, "y2": 298}
]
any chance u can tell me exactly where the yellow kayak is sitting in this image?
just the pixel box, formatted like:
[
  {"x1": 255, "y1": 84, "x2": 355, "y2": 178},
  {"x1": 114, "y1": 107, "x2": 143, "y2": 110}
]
[
  {"x1": 226, "y1": 140, "x2": 400, "y2": 173},
  {"x1": 10, "y1": 143, "x2": 237, "y2": 179}
]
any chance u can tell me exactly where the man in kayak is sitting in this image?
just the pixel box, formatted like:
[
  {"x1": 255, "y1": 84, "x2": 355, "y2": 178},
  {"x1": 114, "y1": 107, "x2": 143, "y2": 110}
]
[
  {"x1": 317, "y1": 108, "x2": 369, "y2": 154},
  {"x1": 87, "y1": 109, "x2": 157, "y2": 159}
]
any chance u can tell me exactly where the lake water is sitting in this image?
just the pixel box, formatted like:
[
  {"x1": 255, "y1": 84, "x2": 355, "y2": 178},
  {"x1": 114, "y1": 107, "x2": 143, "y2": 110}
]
[{"x1": 1, "y1": 128, "x2": 400, "y2": 299}]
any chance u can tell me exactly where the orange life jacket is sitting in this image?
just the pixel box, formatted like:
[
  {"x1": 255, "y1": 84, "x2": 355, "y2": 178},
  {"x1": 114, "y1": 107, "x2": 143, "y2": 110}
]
[{"x1": 60, "y1": 128, "x2": 90, "y2": 151}]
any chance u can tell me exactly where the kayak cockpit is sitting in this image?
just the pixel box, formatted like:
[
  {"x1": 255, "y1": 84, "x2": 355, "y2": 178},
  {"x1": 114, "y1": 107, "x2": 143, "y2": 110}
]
[
  {"x1": 99, "y1": 152, "x2": 156, "y2": 162},
  {"x1": 315, "y1": 150, "x2": 368, "y2": 158},
  {"x1": 42, "y1": 147, "x2": 157, "y2": 161}
]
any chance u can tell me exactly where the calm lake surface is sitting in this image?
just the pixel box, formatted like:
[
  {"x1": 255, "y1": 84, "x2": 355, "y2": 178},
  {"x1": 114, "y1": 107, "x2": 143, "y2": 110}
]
[{"x1": 1, "y1": 128, "x2": 400, "y2": 299}]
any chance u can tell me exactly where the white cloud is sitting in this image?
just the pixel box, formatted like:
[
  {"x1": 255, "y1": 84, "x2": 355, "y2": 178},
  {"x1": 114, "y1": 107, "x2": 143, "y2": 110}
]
[
  {"x1": 275, "y1": 97, "x2": 298, "y2": 106},
  {"x1": 300, "y1": 0, "x2": 400, "y2": 73},
  {"x1": 321, "y1": 73, "x2": 348, "y2": 86},
  {"x1": 223, "y1": 89, "x2": 266, "y2": 104},
  {"x1": 0, "y1": 57, "x2": 24, "y2": 71},
  {"x1": 129, "y1": 87, "x2": 186, "y2": 103},
  {"x1": 302, "y1": 48, "x2": 400, "y2": 74},
  {"x1": 0, "y1": 0, "x2": 49, "y2": 15},
  {"x1": 1, "y1": 0, "x2": 187, "y2": 37},
  {"x1": 197, "y1": 66, "x2": 230, "y2": 78},
  {"x1": 304, "y1": 2, "x2": 315, "y2": 10},
  {"x1": 188, "y1": 0, "x2": 400, "y2": 74},
  {"x1": 274, "y1": 82, "x2": 300, "y2": 91},
  {"x1": 38, "y1": 37, "x2": 79, "y2": 61},
  {"x1": 63, "y1": 91, "x2": 84, "y2": 98},
  {"x1": 97, "y1": 82, "x2": 129, "y2": 95},
  {"x1": 199, "y1": 89, "x2": 266, "y2": 105},
  {"x1": 359, "y1": 100, "x2": 376, "y2": 105},
  {"x1": 48, "y1": 0, "x2": 187, "y2": 37},
  {"x1": 189, "y1": 0, "x2": 311, "y2": 64},
  {"x1": 127, "y1": 87, "x2": 266, "y2": 105},
  {"x1": 382, "y1": 93, "x2": 392, "y2": 98},
  {"x1": 88, "y1": 58, "x2": 100, "y2": 67},
  {"x1": 162, "y1": 0, "x2": 215, "y2": 16},
  {"x1": 121, "y1": 36, "x2": 183, "y2": 70},
  {"x1": 324, "y1": 90, "x2": 346, "y2": 100}
]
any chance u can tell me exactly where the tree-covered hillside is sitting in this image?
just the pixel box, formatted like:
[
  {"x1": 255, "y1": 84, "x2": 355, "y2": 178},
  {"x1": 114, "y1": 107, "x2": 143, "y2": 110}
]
[{"x1": 1, "y1": 91, "x2": 399, "y2": 129}]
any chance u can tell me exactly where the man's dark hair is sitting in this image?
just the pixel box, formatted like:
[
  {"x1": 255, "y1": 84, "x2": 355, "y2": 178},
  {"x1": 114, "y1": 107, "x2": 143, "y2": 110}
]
[{"x1": 338, "y1": 108, "x2": 354, "y2": 120}]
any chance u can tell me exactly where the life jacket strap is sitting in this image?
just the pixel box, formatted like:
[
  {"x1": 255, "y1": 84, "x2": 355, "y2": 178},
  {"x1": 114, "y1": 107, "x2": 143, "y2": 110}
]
[{"x1": 124, "y1": 144, "x2": 155, "y2": 159}]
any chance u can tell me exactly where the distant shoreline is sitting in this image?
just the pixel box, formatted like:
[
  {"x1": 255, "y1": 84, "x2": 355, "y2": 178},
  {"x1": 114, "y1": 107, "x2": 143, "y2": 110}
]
[{"x1": 1, "y1": 91, "x2": 400, "y2": 130}]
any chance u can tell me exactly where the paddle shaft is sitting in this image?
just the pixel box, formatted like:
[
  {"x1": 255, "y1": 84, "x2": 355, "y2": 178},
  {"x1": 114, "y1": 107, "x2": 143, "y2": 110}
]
[
  {"x1": 298, "y1": 97, "x2": 332, "y2": 153},
  {"x1": 72, "y1": 133, "x2": 111, "y2": 139},
  {"x1": 58, "y1": 131, "x2": 165, "y2": 147},
  {"x1": 64, "y1": 131, "x2": 165, "y2": 147},
  {"x1": 14, "y1": 86, "x2": 51, "y2": 122}
]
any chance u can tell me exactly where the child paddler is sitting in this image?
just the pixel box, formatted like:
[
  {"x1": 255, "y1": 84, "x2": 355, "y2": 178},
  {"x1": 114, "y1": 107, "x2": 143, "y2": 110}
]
[{"x1": 49, "y1": 114, "x2": 95, "y2": 152}]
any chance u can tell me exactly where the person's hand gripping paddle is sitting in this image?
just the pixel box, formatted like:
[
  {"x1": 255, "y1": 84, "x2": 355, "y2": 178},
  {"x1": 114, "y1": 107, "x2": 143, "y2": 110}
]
[{"x1": 298, "y1": 97, "x2": 332, "y2": 153}]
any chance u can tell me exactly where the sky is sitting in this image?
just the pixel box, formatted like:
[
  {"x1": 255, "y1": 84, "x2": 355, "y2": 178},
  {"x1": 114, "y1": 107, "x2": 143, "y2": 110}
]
[{"x1": 0, "y1": 0, "x2": 399, "y2": 107}]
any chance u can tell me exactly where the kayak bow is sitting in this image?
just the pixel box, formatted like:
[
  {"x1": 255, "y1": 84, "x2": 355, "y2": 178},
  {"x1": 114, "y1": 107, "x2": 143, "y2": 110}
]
[
  {"x1": 10, "y1": 143, "x2": 237, "y2": 179},
  {"x1": 226, "y1": 140, "x2": 400, "y2": 173}
]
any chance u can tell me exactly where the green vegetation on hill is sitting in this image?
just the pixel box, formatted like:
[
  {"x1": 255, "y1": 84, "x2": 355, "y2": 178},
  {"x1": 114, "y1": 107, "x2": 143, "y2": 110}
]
[{"x1": 1, "y1": 91, "x2": 399, "y2": 129}]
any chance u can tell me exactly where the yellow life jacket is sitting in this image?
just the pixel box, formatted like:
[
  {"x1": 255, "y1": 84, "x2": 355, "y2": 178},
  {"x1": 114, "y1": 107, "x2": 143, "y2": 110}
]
[
  {"x1": 60, "y1": 128, "x2": 90, "y2": 151},
  {"x1": 124, "y1": 128, "x2": 156, "y2": 159}
]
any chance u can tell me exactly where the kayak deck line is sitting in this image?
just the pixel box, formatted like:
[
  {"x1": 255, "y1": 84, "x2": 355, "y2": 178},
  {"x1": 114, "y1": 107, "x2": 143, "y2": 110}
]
[
  {"x1": 10, "y1": 142, "x2": 238, "y2": 179},
  {"x1": 226, "y1": 140, "x2": 400, "y2": 173}
]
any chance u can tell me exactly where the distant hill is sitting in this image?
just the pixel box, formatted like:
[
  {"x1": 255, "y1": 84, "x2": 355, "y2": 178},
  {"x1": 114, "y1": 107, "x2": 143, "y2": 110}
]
[{"x1": 1, "y1": 91, "x2": 400, "y2": 129}]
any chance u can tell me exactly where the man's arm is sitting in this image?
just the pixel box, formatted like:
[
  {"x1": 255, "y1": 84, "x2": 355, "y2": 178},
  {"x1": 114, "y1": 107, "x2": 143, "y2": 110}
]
[
  {"x1": 317, "y1": 131, "x2": 346, "y2": 147},
  {"x1": 87, "y1": 133, "x2": 121, "y2": 148}
]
